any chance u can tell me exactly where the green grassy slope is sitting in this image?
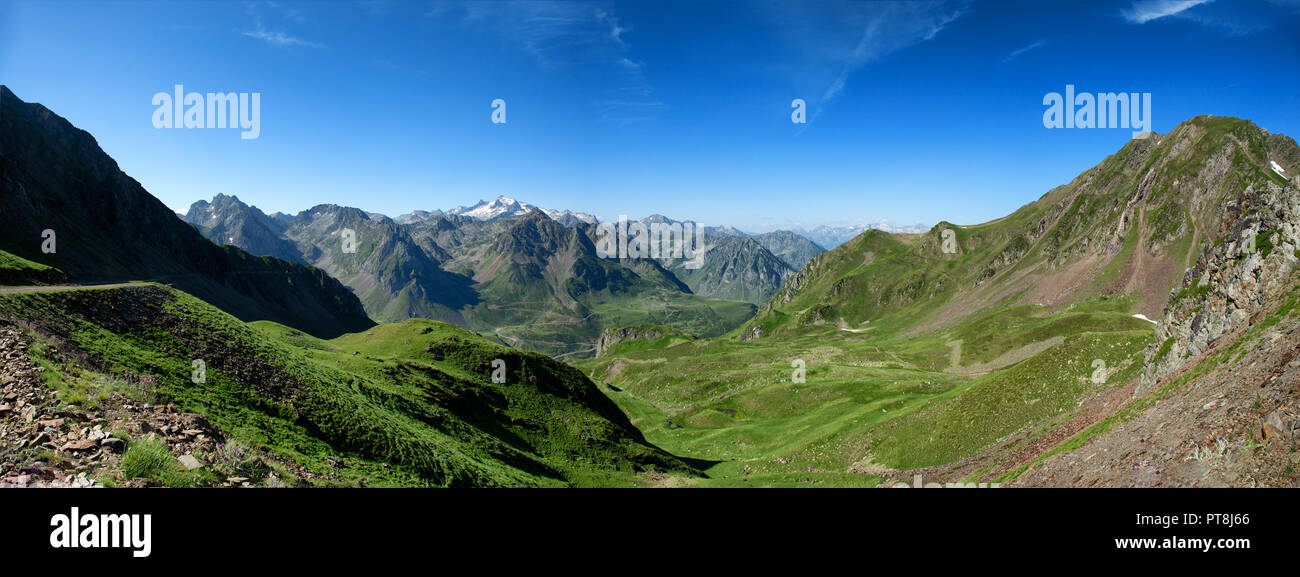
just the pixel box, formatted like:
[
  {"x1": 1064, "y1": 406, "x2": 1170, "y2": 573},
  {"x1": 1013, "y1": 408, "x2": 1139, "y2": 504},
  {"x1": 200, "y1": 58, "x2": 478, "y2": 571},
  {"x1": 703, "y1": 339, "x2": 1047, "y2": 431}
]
[
  {"x1": 579, "y1": 294, "x2": 1152, "y2": 486},
  {"x1": 0, "y1": 248, "x2": 67, "y2": 285},
  {"x1": 742, "y1": 116, "x2": 1299, "y2": 342},
  {"x1": 1, "y1": 284, "x2": 691, "y2": 487}
]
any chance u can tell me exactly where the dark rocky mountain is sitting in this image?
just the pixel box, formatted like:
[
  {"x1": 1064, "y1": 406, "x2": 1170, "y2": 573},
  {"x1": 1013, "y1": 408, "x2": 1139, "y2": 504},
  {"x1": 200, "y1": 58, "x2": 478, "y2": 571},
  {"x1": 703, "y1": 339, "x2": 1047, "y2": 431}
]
[{"x1": 0, "y1": 85, "x2": 373, "y2": 338}]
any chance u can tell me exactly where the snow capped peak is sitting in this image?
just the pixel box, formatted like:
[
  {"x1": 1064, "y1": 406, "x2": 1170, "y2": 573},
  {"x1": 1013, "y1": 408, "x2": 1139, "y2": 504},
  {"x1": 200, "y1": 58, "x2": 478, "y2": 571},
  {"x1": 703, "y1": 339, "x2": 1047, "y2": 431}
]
[{"x1": 444, "y1": 196, "x2": 597, "y2": 224}]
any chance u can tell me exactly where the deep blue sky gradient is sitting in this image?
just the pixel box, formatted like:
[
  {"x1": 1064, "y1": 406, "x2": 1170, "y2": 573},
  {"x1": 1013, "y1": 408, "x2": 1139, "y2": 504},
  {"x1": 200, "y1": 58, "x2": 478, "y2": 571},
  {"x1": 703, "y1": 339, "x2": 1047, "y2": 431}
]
[{"x1": 2, "y1": 0, "x2": 1297, "y2": 230}]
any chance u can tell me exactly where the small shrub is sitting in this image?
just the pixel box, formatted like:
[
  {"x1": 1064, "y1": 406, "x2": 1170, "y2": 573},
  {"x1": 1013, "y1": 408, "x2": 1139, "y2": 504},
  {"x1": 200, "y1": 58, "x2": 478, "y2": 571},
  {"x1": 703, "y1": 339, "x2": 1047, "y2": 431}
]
[
  {"x1": 121, "y1": 436, "x2": 205, "y2": 487},
  {"x1": 213, "y1": 440, "x2": 270, "y2": 480},
  {"x1": 121, "y1": 437, "x2": 173, "y2": 480}
]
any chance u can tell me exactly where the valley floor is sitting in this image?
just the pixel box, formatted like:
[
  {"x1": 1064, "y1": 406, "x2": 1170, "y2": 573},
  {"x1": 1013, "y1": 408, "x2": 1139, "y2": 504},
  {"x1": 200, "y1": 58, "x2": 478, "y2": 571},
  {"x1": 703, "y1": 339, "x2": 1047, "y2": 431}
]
[{"x1": 582, "y1": 290, "x2": 1300, "y2": 487}]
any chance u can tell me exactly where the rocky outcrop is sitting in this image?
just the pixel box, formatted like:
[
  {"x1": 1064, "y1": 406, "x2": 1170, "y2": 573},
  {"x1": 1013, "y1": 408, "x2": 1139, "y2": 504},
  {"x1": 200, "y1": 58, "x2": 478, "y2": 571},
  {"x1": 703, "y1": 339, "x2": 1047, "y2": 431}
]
[
  {"x1": 1139, "y1": 179, "x2": 1300, "y2": 394},
  {"x1": 595, "y1": 325, "x2": 689, "y2": 357}
]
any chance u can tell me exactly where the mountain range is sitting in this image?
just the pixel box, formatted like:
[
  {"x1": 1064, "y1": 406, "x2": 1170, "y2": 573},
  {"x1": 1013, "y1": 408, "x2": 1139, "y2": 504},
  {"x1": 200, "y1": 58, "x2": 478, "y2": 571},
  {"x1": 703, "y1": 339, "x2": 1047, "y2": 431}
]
[
  {"x1": 180, "y1": 196, "x2": 826, "y2": 355},
  {"x1": 3, "y1": 80, "x2": 1298, "y2": 488},
  {"x1": 395, "y1": 196, "x2": 599, "y2": 227},
  {"x1": 0, "y1": 84, "x2": 694, "y2": 488}
]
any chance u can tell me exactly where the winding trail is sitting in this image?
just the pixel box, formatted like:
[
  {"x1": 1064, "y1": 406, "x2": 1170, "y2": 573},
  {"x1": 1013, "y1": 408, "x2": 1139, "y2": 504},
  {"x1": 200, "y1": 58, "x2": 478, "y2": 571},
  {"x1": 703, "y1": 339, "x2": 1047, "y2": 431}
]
[{"x1": 0, "y1": 282, "x2": 145, "y2": 295}]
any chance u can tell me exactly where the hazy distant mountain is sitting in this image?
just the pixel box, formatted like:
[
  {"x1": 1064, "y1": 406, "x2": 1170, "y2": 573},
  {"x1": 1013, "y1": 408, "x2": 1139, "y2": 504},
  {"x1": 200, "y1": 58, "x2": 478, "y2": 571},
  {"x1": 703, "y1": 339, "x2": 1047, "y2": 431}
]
[
  {"x1": 791, "y1": 221, "x2": 929, "y2": 249},
  {"x1": 282, "y1": 204, "x2": 480, "y2": 323},
  {"x1": 663, "y1": 234, "x2": 795, "y2": 304},
  {"x1": 628, "y1": 215, "x2": 796, "y2": 304},
  {"x1": 751, "y1": 230, "x2": 825, "y2": 270},
  {"x1": 175, "y1": 198, "x2": 834, "y2": 349},
  {"x1": 394, "y1": 209, "x2": 445, "y2": 224},
  {"x1": 392, "y1": 196, "x2": 597, "y2": 227}
]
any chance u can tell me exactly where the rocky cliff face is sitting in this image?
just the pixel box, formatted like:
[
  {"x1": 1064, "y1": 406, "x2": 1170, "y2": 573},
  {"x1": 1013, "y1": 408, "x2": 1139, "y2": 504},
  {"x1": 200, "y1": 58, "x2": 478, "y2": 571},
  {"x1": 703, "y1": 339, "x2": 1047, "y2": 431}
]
[{"x1": 1139, "y1": 178, "x2": 1300, "y2": 394}]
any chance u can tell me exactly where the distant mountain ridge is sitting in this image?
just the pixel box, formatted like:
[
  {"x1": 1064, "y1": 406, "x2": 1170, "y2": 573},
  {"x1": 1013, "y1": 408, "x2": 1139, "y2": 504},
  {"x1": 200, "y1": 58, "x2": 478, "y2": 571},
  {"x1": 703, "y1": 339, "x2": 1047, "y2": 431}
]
[
  {"x1": 184, "y1": 198, "x2": 757, "y2": 356},
  {"x1": 788, "y1": 221, "x2": 930, "y2": 249},
  {"x1": 180, "y1": 195, "x2": 837, "y2": 352}
]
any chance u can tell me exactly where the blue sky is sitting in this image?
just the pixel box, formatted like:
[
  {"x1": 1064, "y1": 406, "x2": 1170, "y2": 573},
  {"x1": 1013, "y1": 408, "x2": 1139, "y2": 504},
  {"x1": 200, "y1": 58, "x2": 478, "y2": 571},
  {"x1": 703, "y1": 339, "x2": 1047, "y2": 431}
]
[{"x1": 2, "y1": 0, "x2": 1298, "y2": 231}]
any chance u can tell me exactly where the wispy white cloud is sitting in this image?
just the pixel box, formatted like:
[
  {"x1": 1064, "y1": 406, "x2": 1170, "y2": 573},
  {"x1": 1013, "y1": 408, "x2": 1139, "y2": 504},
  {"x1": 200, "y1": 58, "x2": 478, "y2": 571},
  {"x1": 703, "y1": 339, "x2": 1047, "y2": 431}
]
[
  {"x1": 1122, "y1": 0, "x2": 1276, "y2": 35},
  {"x1": 243, "y1": 27, "x2": 325, "y2": 49},
  {"x1": 452, "y1": 1, "x2": 628, "y2": 67},
  {"x1": 822, "y1": 2, "x2": 967, "y2": 102},
  {"x1": 1002, "y1": 39, "x2": 1047, "y2": 63},
  {"x1": 242, "y1": 2, "x2": 325, "y2": 49},
  {"x1": 435, "y1": 1, "x2": 659, "y2": 122},
  {"x1": 1121, "y1": 0, "x2": 1213, "y2": 24},
  {"x1": 759, "y1": 0, "x2": 968, "y2": 116}
]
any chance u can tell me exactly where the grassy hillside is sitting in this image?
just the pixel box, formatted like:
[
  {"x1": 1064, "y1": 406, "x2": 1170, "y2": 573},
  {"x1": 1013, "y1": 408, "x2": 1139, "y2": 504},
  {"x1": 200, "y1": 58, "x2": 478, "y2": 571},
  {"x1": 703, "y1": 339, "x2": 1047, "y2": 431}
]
[
  {"x1": 581, "y1": 115, "x2": 1299, "y2": 486},
  {"x1": 579, "y1": 293, "x2": 1153, "y2": 486},
  {"x1": 742, "y1": 116, "x2": 1300, "y2": 342},
  {"x1": 0, "y1": 284, "x2": 691, "y2": 487}
]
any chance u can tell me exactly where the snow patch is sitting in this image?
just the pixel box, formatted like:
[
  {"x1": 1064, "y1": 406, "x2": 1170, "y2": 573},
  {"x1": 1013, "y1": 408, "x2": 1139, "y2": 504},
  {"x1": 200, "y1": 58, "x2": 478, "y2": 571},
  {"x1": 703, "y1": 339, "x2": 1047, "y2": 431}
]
[{"x1": 1132, "y1": 314, "x2": 1158, "y2": 325}]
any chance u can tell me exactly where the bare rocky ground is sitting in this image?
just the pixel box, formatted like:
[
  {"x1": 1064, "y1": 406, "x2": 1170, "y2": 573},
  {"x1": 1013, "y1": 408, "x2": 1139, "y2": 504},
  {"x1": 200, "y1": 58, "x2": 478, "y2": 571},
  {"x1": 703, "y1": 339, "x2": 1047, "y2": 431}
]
[
  {"x1": 0, "y1": 326, "x2": 307, "y2": 487},
  {"x1": 1012, "y1": 312, "x2": 1300, "y2": 487}
]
